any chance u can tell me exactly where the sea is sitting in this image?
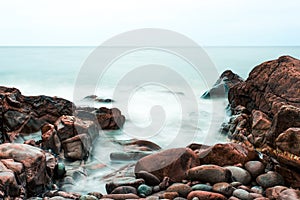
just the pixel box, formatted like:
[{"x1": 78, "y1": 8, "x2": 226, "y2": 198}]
[{"x1": 0, "y1": 46, "x2": 299, "y2": 193}]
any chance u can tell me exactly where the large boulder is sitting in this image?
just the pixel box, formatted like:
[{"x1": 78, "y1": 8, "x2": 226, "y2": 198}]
[
  {"x1": 201, "y1": 70, "x2": 243, "y2": 99},
  {"x1": 0, "y1": 143, "x2": 56, "y2": 198},
  {"x1": 229, "y1": 56, "x2": 300, "y2": 116},
  {"x1": 0, "y1": 86, "x2": 74, "y2": 143},
  {"x1": 198, "y1": 143, "x2": 257, "y2": 166},
  {"x1": 134, "y1": 148, "x2": 199, "y2": 182}
]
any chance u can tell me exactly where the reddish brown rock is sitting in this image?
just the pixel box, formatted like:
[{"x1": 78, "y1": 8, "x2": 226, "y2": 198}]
[
  {"x1": 134, "y1": 148, "x2": 199, "y2": 182},
  {"x1": 275, "y1": 127, "x2": 300, "y2": 157},
  {"x1": 277, "y1": 189, "x2": 300, "y2": 200},
  {"x1": 102, "y1": 193, "x2": 140, "y2": 199},
  {"x1": 78, "y1": 107, "x2": 125, "y2": 130},
  {"x1": 41, "y1": 123, "x2": 61, "y2": 154},
  {"x1": 275, "y1": 165, "x2": 300, "y2": 188},
  {"x1": 199, "y1": 143, "x2": 257, "y2": 166},
  {"x1": 186, "y1": 165, "x2": 232, "y2": 184},
  {"x1": 0, "y1": 143, "x2": 56, "y2": 197},
  {"x1": 251, "y1": 110, "x2": 271, "y2": 147},
  {"x1": 0, "y1": 86, "x2": 74, "y2": 143},
  {"x1": 187, "y1": 191, "x2": 227, "y2": 200},
  {"x1": 229, "y1": 56, "x2": 300, "y2": 116},
  {"x1": 267, "y1": 105, "x2": 300, "y2": 146}
]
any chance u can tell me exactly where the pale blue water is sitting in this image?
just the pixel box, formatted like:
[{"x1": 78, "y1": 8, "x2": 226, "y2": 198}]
[{"x1": 1, "y1": 46, "x2": 299, "y2": 193}]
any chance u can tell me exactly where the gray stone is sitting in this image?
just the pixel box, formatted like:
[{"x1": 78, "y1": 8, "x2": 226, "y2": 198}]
[
  {"x1": 233, "y1": 189, "x2": 253, "y2": 200},
  {"x1": 225, "y1": 166, "x2": 251, "y2": 185}
]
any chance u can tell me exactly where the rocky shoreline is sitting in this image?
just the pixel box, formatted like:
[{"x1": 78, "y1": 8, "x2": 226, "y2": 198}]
[{"x1": 1, "y1": 55, "x2": 300, "y2": 199}]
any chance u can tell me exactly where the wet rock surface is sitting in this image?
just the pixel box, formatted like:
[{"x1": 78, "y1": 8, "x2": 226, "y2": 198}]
[{"x1": 201, "y1": 70, "x2": 243, "y2": 99}]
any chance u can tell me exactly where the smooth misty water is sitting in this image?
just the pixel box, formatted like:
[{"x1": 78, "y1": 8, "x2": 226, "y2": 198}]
[{"x1": 1, "y1": 46, "x2": 299, "y2": 193}]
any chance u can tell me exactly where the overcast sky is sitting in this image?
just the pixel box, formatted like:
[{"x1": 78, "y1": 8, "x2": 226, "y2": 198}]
[{"x1": 0, "y1": 0, "x2": 299, "y2": 46}]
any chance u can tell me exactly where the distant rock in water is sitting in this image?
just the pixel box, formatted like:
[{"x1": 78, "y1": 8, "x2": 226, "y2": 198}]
[
  {"x1": 84, "y1": 95, "x2": 114, "y2": 103},
  {"x1": 201, "y1": 70, "x2": 243, "y2": 99}
]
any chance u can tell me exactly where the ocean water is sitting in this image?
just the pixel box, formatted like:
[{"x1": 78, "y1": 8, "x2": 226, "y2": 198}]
[{"x1": 1, "y1": 46, "x2": 300, "y2": 193}]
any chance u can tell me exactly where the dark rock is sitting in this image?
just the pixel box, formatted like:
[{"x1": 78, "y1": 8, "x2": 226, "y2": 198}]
[
  {"x1": 101, "y1": 193, "x2": 140, "y2": 200},
  {"x1": 166, "y1": 183, "x2": 192, "y2": 197},
  {"x1": 135, "y1": 148, "x2": 199, "y2": 182},
  {"x1": 212, "y1": 182, "x2": 234, "y2": 196},
  {"x1": 135, "y1": 170, "x2": 160, "y2": 186},
  {"x1": 274, "y1": 165, "x2": 300, "y2": 188},
  {"x1": 201, "y1": 70, "x2": 243, "y2": 99},
  {"x1": 232, "y1": 189, "x2": 253, "y2": 200},
  {"x1": 137, "y1": 184, "x2": 152, "y2": 197},
  {"x1": 244, "y1": 161, "x2": 265, "y2": 178},
  {"x1": 105, "y1": 177, "x2": 144, "y2": 194},
  {"x1": 256, "y1": 171, "x2": 285, "y2": 188},
  {"x1": 199, "y1": 143, "x2": 257, "y2": 166},
  {"x1": 224, "y1": 166, "x2": 251, "y2": 185},
  {"x1": 111, "y1": 186, "x2": 137, "y2": 195},
  {"x1": 186, "y1": 165, "x2": 232, "y2": 184},
  {"x1": 0, "y1": 86, "x2": 74, "y2": 143},
  {"x1": 191, "y1": 184, "x2": 213, "y2": 191},
  {"x1": 187, "y1": 191, "x2": 227, "y2": 200}
]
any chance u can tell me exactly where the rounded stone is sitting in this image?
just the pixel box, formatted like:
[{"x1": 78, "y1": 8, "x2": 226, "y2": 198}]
[
  {"x1": 187, "y1": 191, "x2": 227, "y2": 200},
  {"x1": 256, "y1": 171, "x2": 284, "y2": 188},
  {"x1": 79, "y1": 195, "x2": 98, "y2": 200},
  {"x1": 166, "y1": 183, "x2": 192, "y2": 197},
  {"x1": 244, "y1": 161, "x2": 265, "y2": 178},
  {"x1": 212, "y1": 182, "x2": 234, "y2": 196},
  {"x1": 225, "y1": 166, "x2": 251, "y2": 185},
  {"x1": 138, "y1": 184, "x2": 152, "y2": 197},
  {"x1": 191, "y1": 184, "x2": 213, "y2": 192},
  {"x1": 111, "y1": 186, "x2": 137, "y2": 194},
  {"x1": 186, "y1": 165, "x2": 232, "y2": 184},
  {"x1": 135, "y1": 170, "x2": 160, "y2": 186},
  {"x1": 163, "y1": 191, "x2": 179, "y2": 199},
  {"x1": 250, "y1": 186, "x2": 263, "y2": 194},
  {"x1": 232, "y1": 189, "x2": 253, "y2": 200}
]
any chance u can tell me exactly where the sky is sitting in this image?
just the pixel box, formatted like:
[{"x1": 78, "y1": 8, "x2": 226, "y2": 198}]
[{"x1": 0, "y1": 0, "x2": 299, "y2": 46}]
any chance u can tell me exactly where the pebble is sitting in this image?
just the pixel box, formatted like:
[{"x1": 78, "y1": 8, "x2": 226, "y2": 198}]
[
  {"x1": 111, "y1": 186, "x2": 137, "y2": 194},
  {"x1": 191, "y1": 184, "x2": 213, "y2": 191},
  {"x1": 105, "y1": 177, "x2": 144, "y2": 194},
  {"x1": 79, "y1": 195, "x2": 98, "y2": 200},
  {"x1": 163, "y1": 191, "x2": 179, "y2": 199},
  {"x1": 256, "y1": 171, "x2": 285, "y2": 188},
  {"x1": 187, "y1": 191, "x2": 227, "y2": 200},
  {"x1": 135, "y1": 170, "x2": 160, "y2": 186},
  {"x1": 138, "y1": 184, "x2": 153, "y2": 197},
  {"x1": 212, "y1": 182, "x2": 234, "y2": 196},
  {"x1": 251, "y1": 186, "x2": 263, "y2": 194},
  {"x1": 244, "y1": 161, "x2": 265, "y2": 178},
  {"x1": 186, "y1": 165, "x2": 232, "y2": 184},
  {"x1": 225, "y1": 166, "x2": 252, "y2": 185},
  {"x1": 232, "y1": 189, "x2": 253, "y2": 200},
  {"x1": 166, "y1": 183, "x2": 192, "y2": 197}
]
